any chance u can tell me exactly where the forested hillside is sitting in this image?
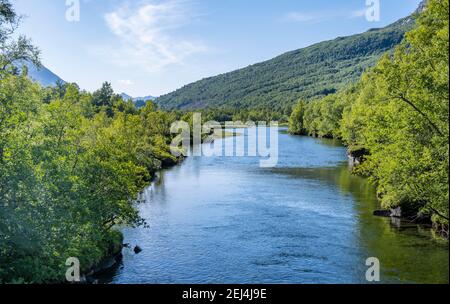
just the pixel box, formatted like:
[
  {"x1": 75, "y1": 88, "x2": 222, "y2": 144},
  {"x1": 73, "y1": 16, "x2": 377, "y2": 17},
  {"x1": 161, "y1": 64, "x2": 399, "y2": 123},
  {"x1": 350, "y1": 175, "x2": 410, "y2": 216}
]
[{"x1": 156, "y1": 11, "x2": 418, "y2": 111}]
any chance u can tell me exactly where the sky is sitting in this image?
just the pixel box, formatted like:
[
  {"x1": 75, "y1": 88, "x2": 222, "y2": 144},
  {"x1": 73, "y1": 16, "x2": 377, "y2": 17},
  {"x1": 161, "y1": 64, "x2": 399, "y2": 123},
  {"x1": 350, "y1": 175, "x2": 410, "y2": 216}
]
[{"x1": 14, "y1": 0, "x2": 422, "y2": 97}]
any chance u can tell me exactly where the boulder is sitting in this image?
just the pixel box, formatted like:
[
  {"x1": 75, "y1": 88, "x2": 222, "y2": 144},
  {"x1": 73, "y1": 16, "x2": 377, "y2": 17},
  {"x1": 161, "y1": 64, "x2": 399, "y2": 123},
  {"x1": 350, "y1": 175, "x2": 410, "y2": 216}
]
[
  {"x1": 134, "y1": 245, "x2": 143, "y2": 254},
  {"x1": 390, "y1": 207, "x2": 402, "y2": 218},
  {"x1": 347, "y1": 147, "x2": 369, "y2": 167},
  {"x1": 390, "y1": 217, "x2": 402, "y2": 228},
  {"x1": 373, "y1": 210, "x2": 391, "y2": 217}
]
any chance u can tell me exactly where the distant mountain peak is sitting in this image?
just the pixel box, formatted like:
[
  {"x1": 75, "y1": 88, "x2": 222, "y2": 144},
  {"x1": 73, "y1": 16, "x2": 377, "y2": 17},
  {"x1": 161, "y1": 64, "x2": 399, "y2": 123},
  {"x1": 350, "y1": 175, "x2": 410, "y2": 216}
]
[
  {"x1": 120, "y1": 93, "x2": 157, "y2": 101},
  {"x1": 120, "y1": 93, "x2": 133, "y2": 100},
  {"x1": 17, "y1": 61, "x2": 64, "y2": 87},
  {"x1": 120, "y1": 93, "x2": 157, "y2": 109}
]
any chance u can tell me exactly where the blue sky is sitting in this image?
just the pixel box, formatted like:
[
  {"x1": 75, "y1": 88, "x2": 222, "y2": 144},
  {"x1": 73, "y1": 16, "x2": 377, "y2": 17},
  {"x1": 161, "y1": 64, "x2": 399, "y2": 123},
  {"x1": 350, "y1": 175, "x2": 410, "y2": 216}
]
[{"x1": 14, "y1": 0, "x2": 422, "y2": 97}]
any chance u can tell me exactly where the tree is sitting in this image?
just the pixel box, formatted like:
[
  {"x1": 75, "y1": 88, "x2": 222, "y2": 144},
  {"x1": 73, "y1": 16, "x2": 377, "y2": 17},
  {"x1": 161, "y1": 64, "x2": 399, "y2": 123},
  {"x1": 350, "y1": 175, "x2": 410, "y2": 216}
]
[
  {"x1": 0, "y1": 0, "x2": 186, "y2": 283},
  {"x1": 289, "y1": 0, "x2": 449, "y2": 233},
  {"x1": 0, "y1": 0, "x2": 40, "y2": 75},
  {"x1": 288, "y1": 100, "x2": 307, "y2": 135},
  {"x1": 340, "y1": 0, "x2": 449, "y2": 228},
  {"x1": 92, "y1": 82, "x2": 116, "y2": 117}
]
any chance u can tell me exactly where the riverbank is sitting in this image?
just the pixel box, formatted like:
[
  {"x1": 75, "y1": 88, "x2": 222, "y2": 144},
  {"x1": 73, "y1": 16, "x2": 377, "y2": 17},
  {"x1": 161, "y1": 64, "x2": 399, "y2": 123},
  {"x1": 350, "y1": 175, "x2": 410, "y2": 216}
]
[
  {"x1": 348, "y1": 149, "x2": 448, "y2": 240},
  {"x1": 79, "y1": 231, "x2": 124, "y2": 284},
  {"x1": 286, "y1": 1, "x2": 448, "y2": 240},
  {"x1": 65, "y1": 152, "x2": 186, "y2": 284},
  {"x1": 287, "y1": 128, "x2": 448, "y2": 240},
  {"x1": 288, "y1": 129, "x2": 449, "y2": 240}
]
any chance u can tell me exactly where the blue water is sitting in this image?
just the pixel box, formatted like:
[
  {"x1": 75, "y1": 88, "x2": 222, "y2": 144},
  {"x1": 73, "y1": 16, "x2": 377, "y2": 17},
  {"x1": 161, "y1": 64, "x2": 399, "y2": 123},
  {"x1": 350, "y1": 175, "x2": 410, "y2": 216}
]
[{"x1": 105, "y1": 129, "x2": 448, "y2": 284}]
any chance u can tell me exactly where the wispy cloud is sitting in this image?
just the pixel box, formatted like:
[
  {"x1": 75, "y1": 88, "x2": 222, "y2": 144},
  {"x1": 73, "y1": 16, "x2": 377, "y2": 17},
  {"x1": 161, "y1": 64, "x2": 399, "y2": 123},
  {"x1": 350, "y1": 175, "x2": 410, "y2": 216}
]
[
  {"x1": 118, "y1": 79, "x2": 134, "y2": 86},
  {"x1": 281, "y1": 8, "x2": 367, "y2": 23},
  {"x1": 349, "y1": 8, "x2": 368, "y2": 18},
  {"x1": 95, "y1": 0, "x2": 208, "y2": 72}
]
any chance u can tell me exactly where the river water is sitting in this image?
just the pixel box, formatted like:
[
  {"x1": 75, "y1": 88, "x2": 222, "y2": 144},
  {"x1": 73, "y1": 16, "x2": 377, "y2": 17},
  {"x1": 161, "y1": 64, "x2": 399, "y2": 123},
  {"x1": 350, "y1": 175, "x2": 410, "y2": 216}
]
[{"x1": 104, "y1": 128, "x2": 448, "y2": 284}]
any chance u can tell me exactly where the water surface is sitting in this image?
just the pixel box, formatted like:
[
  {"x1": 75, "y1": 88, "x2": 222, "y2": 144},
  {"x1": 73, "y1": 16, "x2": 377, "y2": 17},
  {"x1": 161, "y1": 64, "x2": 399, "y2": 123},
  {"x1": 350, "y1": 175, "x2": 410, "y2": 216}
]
[{"x1": 104, "y1": 129, "x2": 448, "y2": 284}]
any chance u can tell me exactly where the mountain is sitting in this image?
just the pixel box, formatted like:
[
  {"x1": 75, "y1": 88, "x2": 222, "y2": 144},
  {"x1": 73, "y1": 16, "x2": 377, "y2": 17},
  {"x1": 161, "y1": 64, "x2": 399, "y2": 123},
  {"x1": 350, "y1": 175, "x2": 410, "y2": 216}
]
[
  {"x1": 156, "y1": 9, "x2": 420, "y2": 111},
  {"x1": 22, "y1": 61, "x2": 64, "y2": 87},
  {"x1": 120, "y1": 93, "x2": 134, "y2": 101},
  {"x1": 120, "y1": 93, "x2": 157, "y2": 102},
  {"x1": 120, "y1": 93, "x2": 158, "y2": 109}
]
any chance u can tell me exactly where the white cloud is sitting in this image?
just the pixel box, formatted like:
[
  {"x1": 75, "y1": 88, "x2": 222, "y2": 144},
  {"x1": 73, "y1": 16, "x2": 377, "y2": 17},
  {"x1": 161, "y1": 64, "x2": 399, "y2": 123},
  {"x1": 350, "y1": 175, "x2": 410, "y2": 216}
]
[
  {"x1": 282, "y1": 8, "x2": 368, "y2": 23},
  {"x1": 118, "y1": 79, "x2": 134, "y2": 86},
  {"x1": 283, "y1": 12, "x2": 328, "y2": 23},
  {"x1": 97, "y1": 0, "x2": 208, "y2": 72},
  {"x1": 350, "y1": 9, "x2": 368, "y2": 18}
]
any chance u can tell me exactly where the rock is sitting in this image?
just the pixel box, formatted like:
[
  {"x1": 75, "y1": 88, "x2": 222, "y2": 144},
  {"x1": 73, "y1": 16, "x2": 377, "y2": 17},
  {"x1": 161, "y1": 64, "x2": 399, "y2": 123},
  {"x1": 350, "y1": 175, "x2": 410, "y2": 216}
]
[
  {"x1": 390, "y1": 216, "x2": 402, "y2": 228},
  {"x1": 79, "y1": 275, "x2": 87, "y2": 284},
  {"x1": 86, "y1": 275, "x2": 97, "y2": 284},
  {"x1": 90, "y1": 252, "x2": 123, "y2": 277},
  {"x1": 373, "y1": 210, "x2": 391, "y2": 217},
  {"x1": 411, "y1": 212, "x2": 431, "y2": 224},
  {"x1": 134, "y1": 245, "x2": 143, "y2": 254},
  {"x1": 348, "y1": 148, "x2": 368, "y2": 167},
  {"x1": 86, "y1": 270, "x2": 95, "y2": 277},
  {"x1": 94, "y1": 257, "x2": 116, "y2": 272},
  {"x1": 390, "y1": 207, "x2": 402, "y2": 218}
]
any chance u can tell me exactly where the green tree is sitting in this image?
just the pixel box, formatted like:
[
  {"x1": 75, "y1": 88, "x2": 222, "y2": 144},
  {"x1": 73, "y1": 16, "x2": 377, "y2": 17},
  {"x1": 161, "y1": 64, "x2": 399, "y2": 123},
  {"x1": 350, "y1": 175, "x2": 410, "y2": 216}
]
[
  {"x1": 92, "y1": 82, "x2": 116, "y2": 117},
  {"x1": 0, "y1": 0, "x2": 40, "y2": 75},
  {"x1": 288, "y1": 100, "x2": 307, "y2": 135},
  {"x1": 341, "y1": 0, "x2": 449, "y2": 228}
]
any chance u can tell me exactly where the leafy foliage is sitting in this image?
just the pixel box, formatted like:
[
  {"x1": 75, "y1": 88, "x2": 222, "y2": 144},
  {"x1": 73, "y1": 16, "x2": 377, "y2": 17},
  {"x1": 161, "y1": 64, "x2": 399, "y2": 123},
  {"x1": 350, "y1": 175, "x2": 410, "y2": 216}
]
[
  {"x1": 289, "y1": 0, "x2": 449, "y2": 230},
  {"x1": 0, "y1": 2, "x2": 180, "y2": 281},
  {"x1": 0, "y1": 76, "x2": 180, "y2": 283},
  {"x1": 0, "y1": 0, "x2": 40, "y2": 74},
  {"x1": 288, "y1": 100, "x2": 307, "y2": 135}
]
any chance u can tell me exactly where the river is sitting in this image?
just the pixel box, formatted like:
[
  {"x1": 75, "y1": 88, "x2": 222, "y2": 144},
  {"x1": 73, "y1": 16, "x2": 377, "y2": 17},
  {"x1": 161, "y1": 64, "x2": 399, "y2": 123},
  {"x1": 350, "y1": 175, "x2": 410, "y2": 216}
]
[{"x1": 101, "y1": 128, "x2": 448, "y2": 284}]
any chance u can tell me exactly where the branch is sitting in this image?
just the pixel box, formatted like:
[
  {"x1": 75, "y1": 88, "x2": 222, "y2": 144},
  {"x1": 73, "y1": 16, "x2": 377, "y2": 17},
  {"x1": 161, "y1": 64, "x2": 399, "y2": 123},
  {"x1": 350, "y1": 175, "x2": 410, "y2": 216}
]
[
  {"x1": 103, "y1": 216, "x2": 118, "y2": 231},
  {"x1": 429, "y1": 207, "x2": 449, "y2": 221},
  {"x1": 395, "y1": 95, "x2": 444, "y2": 137}
]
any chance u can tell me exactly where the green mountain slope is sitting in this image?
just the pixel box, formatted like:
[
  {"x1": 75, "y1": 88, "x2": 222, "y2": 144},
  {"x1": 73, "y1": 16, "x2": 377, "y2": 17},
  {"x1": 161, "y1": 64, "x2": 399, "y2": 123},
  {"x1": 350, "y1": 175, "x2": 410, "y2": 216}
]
[{"x1": 156, "y1": 14, "x2": 418, "y2": 111}]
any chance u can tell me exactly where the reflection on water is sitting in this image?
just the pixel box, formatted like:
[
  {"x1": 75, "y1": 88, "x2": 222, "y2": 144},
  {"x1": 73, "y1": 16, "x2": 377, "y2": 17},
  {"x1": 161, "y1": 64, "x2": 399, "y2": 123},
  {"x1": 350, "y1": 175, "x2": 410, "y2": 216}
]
[{"x1": 103, "y1": 129, "x2": 448, "y2": 284}]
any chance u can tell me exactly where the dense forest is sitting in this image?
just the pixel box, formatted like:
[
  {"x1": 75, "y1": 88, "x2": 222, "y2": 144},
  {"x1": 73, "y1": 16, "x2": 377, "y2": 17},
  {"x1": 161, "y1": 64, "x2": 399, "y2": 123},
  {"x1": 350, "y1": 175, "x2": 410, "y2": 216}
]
[
  {"x1": 289, "y1": 0, "x2": 449, "y2": 236},
  {"x1": 155, "y1": 9, "x2": 420, "y2": 111},
  {"x1": 0, "y1": 1, "x2": 181, "y2": 283}
]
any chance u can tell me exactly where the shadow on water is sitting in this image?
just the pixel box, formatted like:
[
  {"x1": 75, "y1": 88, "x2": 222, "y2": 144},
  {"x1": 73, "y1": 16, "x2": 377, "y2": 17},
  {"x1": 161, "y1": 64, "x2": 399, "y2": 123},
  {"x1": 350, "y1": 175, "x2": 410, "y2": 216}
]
[{"x1": 269, "y1": 161, "x2": 449, "y2": 284}]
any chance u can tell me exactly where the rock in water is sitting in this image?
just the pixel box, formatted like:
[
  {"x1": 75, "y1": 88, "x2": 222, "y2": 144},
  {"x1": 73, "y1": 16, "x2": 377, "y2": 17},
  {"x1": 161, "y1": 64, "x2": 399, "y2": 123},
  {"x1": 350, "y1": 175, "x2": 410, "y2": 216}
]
[
  {"x1": 373, "y1": 210, "x2": 391, "y2": 217},
  {"x1": 134, "y1": 246, "x2": 143, "y2": 254},
  {"x1": 390, "y1": 207, "x2": 402, "y2": 218}
]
